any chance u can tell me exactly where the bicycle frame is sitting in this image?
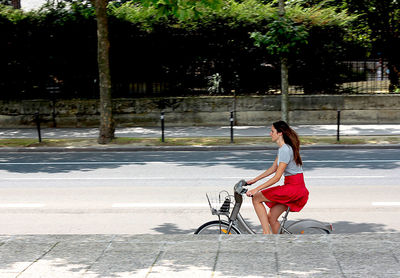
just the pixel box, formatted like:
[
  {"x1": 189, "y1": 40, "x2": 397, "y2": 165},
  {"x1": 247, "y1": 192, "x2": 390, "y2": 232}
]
[
  {"x1": 228, "y1": 190, "x2": 255, "y2": 234},
  {"x1": 222, "y1": 180, "x2": 331, "y2": 234},
  {"x1": 225, "y1": 185, "x2": 289, "y2": 234}
]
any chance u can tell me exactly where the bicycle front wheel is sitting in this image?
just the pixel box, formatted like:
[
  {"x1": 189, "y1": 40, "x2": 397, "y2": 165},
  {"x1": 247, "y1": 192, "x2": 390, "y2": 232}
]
[{"x1": 194, "y1": 220, "x2": 240, "y2": 234}]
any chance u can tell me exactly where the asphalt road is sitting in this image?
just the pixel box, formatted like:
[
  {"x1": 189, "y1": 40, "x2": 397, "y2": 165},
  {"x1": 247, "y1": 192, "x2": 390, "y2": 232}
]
[{"x1": 0, "y1": 148, "x2": 399, "y2": 234}]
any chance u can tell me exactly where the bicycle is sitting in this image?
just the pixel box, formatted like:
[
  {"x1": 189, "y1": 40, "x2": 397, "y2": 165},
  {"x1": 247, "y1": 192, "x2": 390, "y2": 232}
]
[{"x1": 195, "y1": 179, "x2": 332, "y2": 234}]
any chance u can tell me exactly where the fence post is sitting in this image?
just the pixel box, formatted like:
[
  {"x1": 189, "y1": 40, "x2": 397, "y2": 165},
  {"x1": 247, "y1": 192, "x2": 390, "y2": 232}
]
[
  {"x1": 337, "y1": 110, "x2": 341, "y2": 142},
  {"x1": 34, "y1": 111, "x2": 42, "y2": 143},
  {"x1": 230, "y1": 111, "x2": 234, "y2": 143},
  {"x1": 160, "y1": 111, "x2": 165, "y2": 142}
]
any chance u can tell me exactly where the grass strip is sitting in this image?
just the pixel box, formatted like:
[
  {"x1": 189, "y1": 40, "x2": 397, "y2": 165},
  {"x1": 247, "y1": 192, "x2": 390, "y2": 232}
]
[{"x1": 0, "y1": 135, "x2": 400, "y2": 148}]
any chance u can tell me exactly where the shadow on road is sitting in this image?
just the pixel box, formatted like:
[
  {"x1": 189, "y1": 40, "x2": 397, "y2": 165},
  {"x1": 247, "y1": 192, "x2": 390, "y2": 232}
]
[
  {"x1": 1, "y1": 149, "x2": 399, "y2": 174},
  {"x1": 152, "y1": 220, "x2": 397, "y2": 234},
  {"x1": 152, "y1": 223, "x2": 196, "y2": 234}
]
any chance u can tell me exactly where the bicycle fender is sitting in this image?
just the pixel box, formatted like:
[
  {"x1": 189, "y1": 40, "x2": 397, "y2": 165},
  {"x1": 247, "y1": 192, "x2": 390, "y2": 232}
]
[{"x1": 285, "y1": 219, "x2": 332, "y2": 234}]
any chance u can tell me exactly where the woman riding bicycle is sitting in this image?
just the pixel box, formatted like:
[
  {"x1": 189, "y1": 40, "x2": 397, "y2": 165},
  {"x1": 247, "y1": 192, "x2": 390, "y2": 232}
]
[{"x1": 246, "y1": 121, "x2": 308, "y2": 234}]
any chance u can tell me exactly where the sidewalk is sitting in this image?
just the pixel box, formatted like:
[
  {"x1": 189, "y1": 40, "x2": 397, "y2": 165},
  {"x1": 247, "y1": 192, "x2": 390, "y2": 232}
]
[
  {"x1": 1, "y1": 124, "x2": 400, "y2": 139},
  {"x1": 0, "y1": 233, "x2": 399, "y2": 277}
]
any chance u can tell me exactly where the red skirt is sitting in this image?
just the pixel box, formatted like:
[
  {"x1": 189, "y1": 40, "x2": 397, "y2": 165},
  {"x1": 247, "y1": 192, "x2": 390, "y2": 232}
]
[{"x1": 261, "y1": 173, "x2": 309, "y2": 212}]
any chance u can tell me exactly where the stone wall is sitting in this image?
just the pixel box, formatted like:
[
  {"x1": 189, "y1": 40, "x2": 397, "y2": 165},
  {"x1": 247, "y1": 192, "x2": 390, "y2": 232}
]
[{"x1": 0, "y1": 95, "x2": 399, "y2": 127}]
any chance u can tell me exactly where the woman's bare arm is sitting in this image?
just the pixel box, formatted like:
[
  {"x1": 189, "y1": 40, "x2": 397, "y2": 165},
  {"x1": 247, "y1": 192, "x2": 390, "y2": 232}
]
[
  {"x1": 246, "y1": 162, "x2": 287, "y2": 196},
  {"x1": 247, "y1": 157, "x2": 278, "y2": 184}
]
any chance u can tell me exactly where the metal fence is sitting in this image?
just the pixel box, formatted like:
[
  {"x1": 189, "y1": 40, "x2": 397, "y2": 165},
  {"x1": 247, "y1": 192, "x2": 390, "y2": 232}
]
[
  {"x1": 0, "y1": 59, "x2": 394, "y2": 100},
  {"x1": 340, "y1": 60, "x2": 390, "y2": 94},
  {"x1": 284, "y1": 59, "x2": 391, "y2": 95},
  {"x1": 120, "y1": 59, "x2": 392, "y2": 96}
]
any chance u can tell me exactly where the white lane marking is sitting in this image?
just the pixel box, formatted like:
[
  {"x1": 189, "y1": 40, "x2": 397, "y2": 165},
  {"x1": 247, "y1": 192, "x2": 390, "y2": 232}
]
[
  {"x1": 0, "y1": 177, "x2": 170, "y2": 180},
  {"x1": 0, "y1": 161, "x2": 262, "y2": 165},
  {"x1": 305, "y1": 176, "x2": 385, "y2": 179},
  {"x1": 0, "y1": 203, "x2": 45, "y2": 208},
  {"x1": 0, "y1": 176, "x2": 389, "y2": 181},
  {"x1": 112, "y1": 203, "x2": 253, "y2": 208},
  {"x1": 5, "y1": 202, "x2": 400, "y2": 209},
  {"x1": 112, "y1": 203, "x2": 207, "y2": 208},
  {"x1": 0, "y1": 160, "x2": 399, "y2": 165},
  {"x1": 372, "y1": 202, "x2": 400, "y2": 207},
  {"x1": 3, "y1": 202, "x2": 400, "y2": 209}
]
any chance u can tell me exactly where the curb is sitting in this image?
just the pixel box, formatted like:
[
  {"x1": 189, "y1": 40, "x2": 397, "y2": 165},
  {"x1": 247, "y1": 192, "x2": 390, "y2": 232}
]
[{"x1": 1, "y1": 144, "x2": 400, "y2": 152}]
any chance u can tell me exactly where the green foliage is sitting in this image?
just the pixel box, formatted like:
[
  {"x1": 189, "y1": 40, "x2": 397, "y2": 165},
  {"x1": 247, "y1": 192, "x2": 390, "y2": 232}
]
[
  {"x1": 0, "y1": 4, "x2": 29, "y2": 22},
  {"x1": 37, "y1": 0, "x2": 96, "y2": 24},
  {"x1": 285, "y1": 0, "x2": 356, "y2": 27},
  {"x1": 251, "y1": 16, "x2": 309, "y2": 56},
  {"x1": 0, "y1": 0, "x2": 372, "y2": 98},
  {"x1": 109, "y1": 1, "x2": 165, "y2": 30},
  {"x1": 111, "y1": 0, "x2": 224, "y2": 24},
  {"x1": 287, "y1": 0, "x2": 400, "y2": 89},
  {"x1": 111, "y1": 0, "x2": 275, "y2": 30},
  {"x1": 141, "y1": 0, "x2": 223, "y2": 20},
  {"x1": 0, "y1": 2, "x2": 98, "y2": 100},
  {"x1": 212, "y1": 0, "x2": 274, "y2": 26},
  {"x1": 250, "y1": 1, "x2": 355, "y2": 57}
]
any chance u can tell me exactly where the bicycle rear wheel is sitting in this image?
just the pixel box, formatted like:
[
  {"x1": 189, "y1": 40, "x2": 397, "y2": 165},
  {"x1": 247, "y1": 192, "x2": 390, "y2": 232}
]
[{"x1": 194, "y1": 220, "x2": 240, "y2": 234}]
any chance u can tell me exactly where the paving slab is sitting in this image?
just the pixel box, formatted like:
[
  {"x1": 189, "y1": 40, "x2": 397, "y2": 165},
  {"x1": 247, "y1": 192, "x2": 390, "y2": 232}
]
[
  {"x1": 17, "y1": 241, "x2": 110, "y2": 278},
  {"x1": 0, "y1": 233, "x2": 399, "y2": 277},
  {"x1": 86, "y1": 241, "x2": 162, "y2": 278},
  {"x1": 277, "y1": 236, "x2": 340, "y2": 277},
  {"x1": 0, "y1": 238, "x2": 58, "y2": 275},
  {"x1": 330, "y1": 239, "x2": 400, "y2": 277}
]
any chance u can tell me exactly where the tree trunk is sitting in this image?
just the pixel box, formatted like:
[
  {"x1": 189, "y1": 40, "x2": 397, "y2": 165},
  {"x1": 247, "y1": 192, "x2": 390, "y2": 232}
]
[
  {"x1": 93, "y1": 0, "x2": 115, "y2": 144},
  {"x1": 278, "y1": 0, "x2": 289, "y2": 123},
  {"x1": 280, "y1": 57, "x2": 289, "y2": 123},
  {"x1": 11, "y1": 0, "x2": 21, "y2": 9}
]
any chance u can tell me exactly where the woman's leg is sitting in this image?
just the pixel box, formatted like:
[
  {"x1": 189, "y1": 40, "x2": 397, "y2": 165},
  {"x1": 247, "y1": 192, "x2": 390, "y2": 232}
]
[
  {"x1": 268, "y1": 204, "x2": 288, "y2": 234},
  {"x1": 252, "y1": 192, "x2": 272, "y2": 234}
]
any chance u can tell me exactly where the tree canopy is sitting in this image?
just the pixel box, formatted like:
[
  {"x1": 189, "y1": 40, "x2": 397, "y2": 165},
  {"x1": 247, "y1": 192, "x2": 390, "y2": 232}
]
[{"x1": 0, "y1": 0, "x2": 398, "y2": 98}]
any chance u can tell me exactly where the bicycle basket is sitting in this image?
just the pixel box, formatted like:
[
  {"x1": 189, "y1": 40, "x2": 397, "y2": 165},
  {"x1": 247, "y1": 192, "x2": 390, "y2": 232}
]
[{"x1": 206, "y1": 190, "x2": 233, "y2": 215}]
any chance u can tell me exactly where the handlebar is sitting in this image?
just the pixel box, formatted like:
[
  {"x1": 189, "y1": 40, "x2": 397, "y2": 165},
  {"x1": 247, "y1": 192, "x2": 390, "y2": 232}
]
[{"x1": 234, "y1": 179, "x2": 249, "y2": 195}]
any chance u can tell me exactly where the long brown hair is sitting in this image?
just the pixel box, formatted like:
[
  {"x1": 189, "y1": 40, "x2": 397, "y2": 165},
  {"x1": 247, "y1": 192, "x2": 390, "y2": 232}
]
[{"x1": 273, "y1": 121, "x2": 302, "y2": 166}]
